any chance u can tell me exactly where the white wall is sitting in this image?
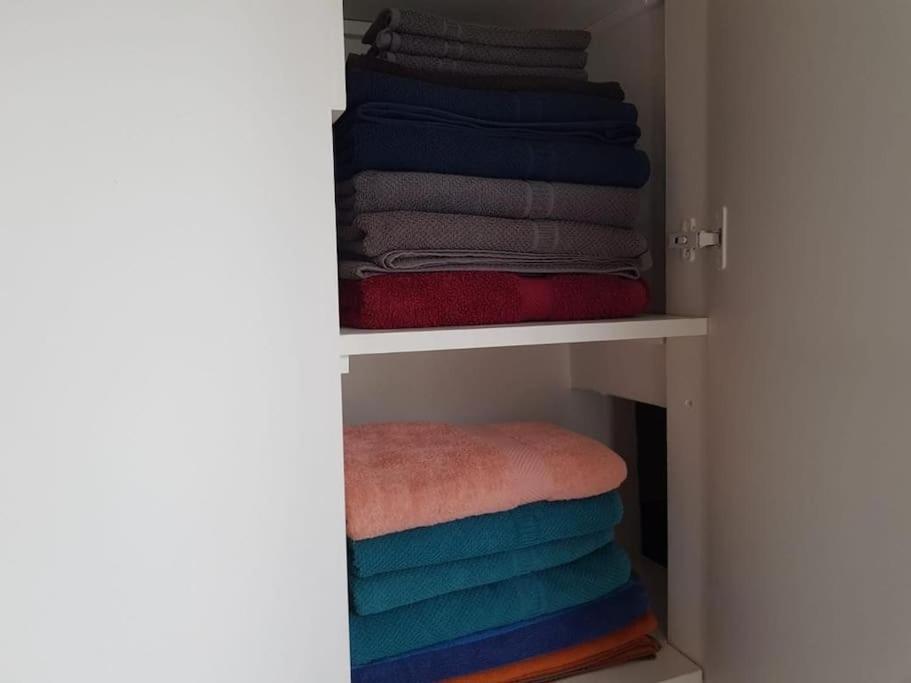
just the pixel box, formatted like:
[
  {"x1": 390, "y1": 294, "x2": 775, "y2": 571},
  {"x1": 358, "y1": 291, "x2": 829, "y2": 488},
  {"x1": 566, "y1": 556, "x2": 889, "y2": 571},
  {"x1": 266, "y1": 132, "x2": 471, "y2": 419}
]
[
  {"x1": 0, "y1": 2, "x2": 349, "y2": 682},
  {"x1": 701, "y1": 2, "x2": 911, "y2": 681}
]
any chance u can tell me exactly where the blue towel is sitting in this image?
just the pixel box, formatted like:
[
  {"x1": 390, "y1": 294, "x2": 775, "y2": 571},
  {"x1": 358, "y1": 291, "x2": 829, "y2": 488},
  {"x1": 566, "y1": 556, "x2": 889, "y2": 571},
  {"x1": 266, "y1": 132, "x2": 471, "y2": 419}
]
[
  {"x1": 349, "y1": 543, "x2": 631, "y2": 666},
  {"x1": 351, "y1": 579, "x2": 650, "y2": 682},
  {"x1": 350, "y1": 530, "x2": 614, "y2": 615},
  {"x1": 349, "y1": 102, "x2": 641, "y2": 145},
  {"x1": 349, "y1": 492, "x2": 624, "y2": 577},
  {"x1": 346, "y1": 64, "x2": 638, "y2": 124},
  {"x1": 334, "y1": 119, "x2": 650, "y2": 187}
]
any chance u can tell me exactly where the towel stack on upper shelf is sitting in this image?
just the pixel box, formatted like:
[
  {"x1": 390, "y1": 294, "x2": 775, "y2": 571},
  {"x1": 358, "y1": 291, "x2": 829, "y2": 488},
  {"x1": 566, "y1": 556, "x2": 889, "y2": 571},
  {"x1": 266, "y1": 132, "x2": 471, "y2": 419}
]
[
  {"x1": 363, "y1": 7, "x2": 591, "y2": 80},
  {"x1": 335, "y1": 8, "x2": 653, "y2": 329},
  {"x1": 344, "y1": 422, "x2": 661, "y2": 682}
]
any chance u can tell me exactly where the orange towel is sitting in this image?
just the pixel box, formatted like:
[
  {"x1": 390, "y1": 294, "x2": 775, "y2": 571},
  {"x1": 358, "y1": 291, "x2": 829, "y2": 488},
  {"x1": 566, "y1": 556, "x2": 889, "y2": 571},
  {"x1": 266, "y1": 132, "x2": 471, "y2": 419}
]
[
  {"x1": 446, "y1": 613, "x2": 660, "y2": 683},
  {"x1": 344, "y1": 422, "x2": 628, "y2": 540}
]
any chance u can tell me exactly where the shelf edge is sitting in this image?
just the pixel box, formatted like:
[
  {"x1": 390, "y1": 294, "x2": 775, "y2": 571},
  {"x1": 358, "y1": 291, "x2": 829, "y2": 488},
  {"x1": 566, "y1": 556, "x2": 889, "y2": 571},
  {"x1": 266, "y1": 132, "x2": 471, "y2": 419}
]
[{"x1": 339, "y1": 316, "x2": 708, "y2": 357}]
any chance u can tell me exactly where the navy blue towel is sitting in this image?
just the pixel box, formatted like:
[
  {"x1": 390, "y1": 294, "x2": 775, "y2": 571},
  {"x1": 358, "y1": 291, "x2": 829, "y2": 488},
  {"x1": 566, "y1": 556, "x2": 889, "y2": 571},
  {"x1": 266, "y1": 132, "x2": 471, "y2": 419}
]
[
  {"x1": 346, "y1": 63, "x2": 638, "y2": 125},
  {"x1": 334, "y1": 119, "x2": 650, "y2": 187},
  {"x1": 347, "y1": 54, "x2": 626, "y2": 100},
  {"x1": 350, "y1": 579, "x2": 650, "y2": 683},
  {"x1": 350, "y1": 102, "x2": 641, "y2": 145}
]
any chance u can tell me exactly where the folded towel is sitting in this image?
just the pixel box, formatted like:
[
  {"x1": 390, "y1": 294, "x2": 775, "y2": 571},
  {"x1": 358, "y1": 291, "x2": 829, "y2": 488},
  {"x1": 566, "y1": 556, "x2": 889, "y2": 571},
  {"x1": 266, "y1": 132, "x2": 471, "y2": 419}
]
[
  {"x1": 338, "y1": 252, "x2": 650, "y2": 279},
  {"x1": 336, "y1": 172, "x2": 640, "y2": 227},
  {"x1": 364, "y1": 8, "x2": 591, "y2": 50},
  {"x1": 339, "y1": 272, "x2": 649, "y2": 329},
  {"x1": 349, "y1": 492, "x2": 623, "y2": 577},
  {"x1": 347, "y1": 54, "x2": 625, "y2": 99},
  {"x1": 339, "y1": 212, "x2": 651, "y2": 279},
  {"x1": 334, "y1": 121, "x2": 651, "y2": 186},
  {"x1": 372, "y1": 51, "x2": 588, "y2": 80},
  {"x1": 446, "y1": 615, "x2": 660, "y2": 683},
  {"x1": 344, "y1": 422, "x2": 628, "y2": 540},
  {"x1": 456, "y1": 637, "x2": 660, "y2": 683},
  {"x1": 351, "y1": 578, "x2": 649, "y2": 682},
  {"x1": 351, "y1": 530, "x2": 614, "y2": 615},
  {"x1": 345, "y1": 101, "x2": 640, "y2": 145},
  {"x1": 340, "y1": 212, "x2": 648, "y2": 259},
  {"x1": 345, "y1": 67, "x2": 637, "y2": 126},
  {"x1": 349, "y1": 543, "x2": 631, "y2": 665},
  {"x1": 373, "y1": 30, "x2": 588, "y2": 68}
]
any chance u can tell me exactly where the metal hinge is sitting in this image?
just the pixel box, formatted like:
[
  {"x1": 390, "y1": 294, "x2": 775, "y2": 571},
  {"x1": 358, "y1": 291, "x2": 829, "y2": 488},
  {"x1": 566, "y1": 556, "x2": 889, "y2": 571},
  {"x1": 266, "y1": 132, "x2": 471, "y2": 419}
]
[{"x1": 668, "y1": 206, "x2": 728, "y2": 270}]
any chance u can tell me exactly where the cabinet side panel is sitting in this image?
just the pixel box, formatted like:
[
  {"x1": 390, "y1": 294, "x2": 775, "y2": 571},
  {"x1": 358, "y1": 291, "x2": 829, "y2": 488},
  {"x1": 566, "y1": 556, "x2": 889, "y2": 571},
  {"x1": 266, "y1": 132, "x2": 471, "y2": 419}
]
[
  {"x1": 665, "y1": 0, "x2": 710, "y2": 664},
  {"x1": 0, "y1": 2, "x2": 349, "y2": 681},
  {"x1": 704, "y1": 1, "x2": 911, "y2": 682}
]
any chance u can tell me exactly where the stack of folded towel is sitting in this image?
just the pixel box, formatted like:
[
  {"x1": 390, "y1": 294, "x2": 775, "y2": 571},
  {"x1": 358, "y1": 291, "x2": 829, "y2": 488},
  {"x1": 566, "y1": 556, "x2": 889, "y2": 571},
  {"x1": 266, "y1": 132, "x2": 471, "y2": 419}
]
[
  {"x1": 364, "y1": 8, "x2": 591, "y2": 80},
  {"x1": 335, "y1": 9, "x2": 652, "y2": 329},
  {"x1": 345, "y1": 422, "x2": 661, "y2": 682}
]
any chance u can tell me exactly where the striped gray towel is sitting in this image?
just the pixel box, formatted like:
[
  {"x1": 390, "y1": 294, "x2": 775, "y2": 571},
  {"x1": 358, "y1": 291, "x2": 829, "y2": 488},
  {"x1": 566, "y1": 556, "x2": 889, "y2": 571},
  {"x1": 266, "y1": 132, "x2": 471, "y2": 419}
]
[
  {"x1": 337, "y1": 211, "x2": 651, "y2": 279},
  {"x1": 363, "y1": 8, "x2": 591, "y2": 50},
  {"x1": 339, "y1": 212, "x2": 647, "y2": 259},
  {"x1": 338, "y1": 253, "x2": 650, "y2": 280},
  {"x1": 336, "y1": 172, "x2": 640, "y2": 228},
  {"x1": 373, "y1": 30, "x2": 587, "y2": 68},
  {"x1": 373, "y1": 51, "x2": 587, "y2": 81}
]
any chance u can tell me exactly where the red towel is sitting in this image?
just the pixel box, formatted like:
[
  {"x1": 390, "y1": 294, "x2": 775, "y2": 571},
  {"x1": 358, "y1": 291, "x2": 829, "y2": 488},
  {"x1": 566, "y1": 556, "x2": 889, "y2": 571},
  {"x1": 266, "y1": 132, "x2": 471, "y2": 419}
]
[{"x1": 339, "y1": 272, "x2": 649, "y2": 329}]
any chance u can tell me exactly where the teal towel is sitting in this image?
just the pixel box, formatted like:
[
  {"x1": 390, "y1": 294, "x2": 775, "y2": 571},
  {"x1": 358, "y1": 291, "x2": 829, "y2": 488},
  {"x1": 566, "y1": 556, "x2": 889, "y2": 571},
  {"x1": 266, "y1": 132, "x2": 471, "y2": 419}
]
[
  {"x1": 349, "y1": 542, "x2": 631, "y2": 666},
  {"x1": 350, "y1": 529, "x2": 614, "y2": 615},
  {"x1": 349, "y1": 491, "x2": 623, "y2": 577}
]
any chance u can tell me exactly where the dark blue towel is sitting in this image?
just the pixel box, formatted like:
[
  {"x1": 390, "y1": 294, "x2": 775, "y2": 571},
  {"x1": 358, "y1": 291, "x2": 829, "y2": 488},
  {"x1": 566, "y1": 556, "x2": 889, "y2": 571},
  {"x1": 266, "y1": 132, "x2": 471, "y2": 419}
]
[
  {"x1": 350, "y1": 579, "x2": 650, "y2": 683},
  {"x1": 350, "y1": 102, "x2": 641, "y2": 145},
  {"x1": 346, "y1": 64, "x2": 638, "y2": 124},
  {"x1": 334, "y1": 119, "x2": 650, "y2": 187}
]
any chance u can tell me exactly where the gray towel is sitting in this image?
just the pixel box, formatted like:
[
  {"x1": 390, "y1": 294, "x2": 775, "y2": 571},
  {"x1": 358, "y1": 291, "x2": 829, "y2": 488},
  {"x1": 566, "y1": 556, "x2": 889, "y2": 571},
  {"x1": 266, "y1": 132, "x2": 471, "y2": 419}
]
[
  {"x1": 373, "y1": 51, "x2": 587, "y2": 81},
  {"x1": 338, "y1": 254, "x2": 650, "y2": 279},
  {"x1": 373, "y1": 30, "x2": 588, "y2": 69},
  {"x1": 337, "y1": 211, "x2": 651, "y2": 279},
  {"x1": 363, "y1": 8, "x2": 591, "y2": 50},
  {"x1": 340, "y1": 212, "x2": 648, "y2": 258},
  {"x1": 336, "y1": 172, "x2": 640, "y2": 228}
]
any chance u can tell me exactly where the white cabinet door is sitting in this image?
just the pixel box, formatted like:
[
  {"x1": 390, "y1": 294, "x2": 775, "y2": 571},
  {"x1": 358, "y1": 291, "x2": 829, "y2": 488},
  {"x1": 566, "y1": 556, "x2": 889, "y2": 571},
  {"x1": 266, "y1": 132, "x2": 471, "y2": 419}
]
[
  {"x1": 669, "y1": 2, "x2": 911, "y2": 681},
  {"x1": 0, "y1": 2, "x2": 349, "y2": 682}
]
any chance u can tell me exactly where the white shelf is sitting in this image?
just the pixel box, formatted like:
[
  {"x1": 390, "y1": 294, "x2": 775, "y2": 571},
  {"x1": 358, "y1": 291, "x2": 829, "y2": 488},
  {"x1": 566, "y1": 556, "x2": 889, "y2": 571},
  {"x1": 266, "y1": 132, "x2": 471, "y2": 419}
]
[
  {"x1": 340, "y1": 316, "x2": 708, "y2": 357},
  {"x1": 563, "y1": 641, "x2": 701, "y2": 683}
]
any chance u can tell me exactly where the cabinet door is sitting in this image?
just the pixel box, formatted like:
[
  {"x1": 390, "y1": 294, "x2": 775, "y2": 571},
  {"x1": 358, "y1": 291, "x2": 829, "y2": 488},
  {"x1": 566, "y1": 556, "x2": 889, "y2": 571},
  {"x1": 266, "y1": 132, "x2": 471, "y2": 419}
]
[
  {"x1": 0, "y1": 3, "x2": 349, "y2": 682},
  {"x1": 668, "y1": 2, "x2": 911, "y2": 681}
]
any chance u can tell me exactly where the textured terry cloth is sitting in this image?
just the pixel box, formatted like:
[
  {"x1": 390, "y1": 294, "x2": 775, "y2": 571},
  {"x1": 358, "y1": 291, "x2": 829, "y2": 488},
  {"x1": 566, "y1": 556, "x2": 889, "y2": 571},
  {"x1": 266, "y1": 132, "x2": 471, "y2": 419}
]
[
  {"x1": 338, "y1": 212, "x2": 650, "y2": 279},
  {"x1": 349, "y1": 543, "x2": 631, "y2": 665},
  {"x1": 340, "y1": 212, "x2": 648, "y2": 259},
  {"x1": 350, "y1": 578, "x2": 650, "y2": 682},
  {"x1": 459, "y1": 636, "x2": 659, "y2": 683},
  {"x1": 373, "y1": 30, "x2": 588, "y2": 68},
  {"x1": 372, "y1": 51, "x2": 587, "y2": 80},
  {"x1": 333, "y1": 120, "x2": 651, "y2": 187},
  {"x1": 363, "y1": 8, "x2": 591, "y2": 50},
  {"x1": 338, "y1": 252, "x2": 650, "y2": 280},
  {"x1": 336, "y1": 172, "x2": 640, "y2": 227},
  {"x1": 346, "y1": 101, "x2": 640, "y2": 145},
  {"x1": 447, "y1": 614, "x2": 660, "y2": 682},
  {"x1": 339, "y1": 272, "x2": 650, "y2": 330},
  {"x1": 343, "y1": 421, "x2": 628, "y2": 540},
  {"x1": 344, "y1": 67, "x2": 637, "y2": 126},
  {"x1": 348, "y1": 492, "x2": 623, "y2": 577},
  {"x1": 350, "y1": 530, "x2": 614, "y2": 615},
  {"x1": 347, "y1": 54, "x2": 624, "y2": 99}
]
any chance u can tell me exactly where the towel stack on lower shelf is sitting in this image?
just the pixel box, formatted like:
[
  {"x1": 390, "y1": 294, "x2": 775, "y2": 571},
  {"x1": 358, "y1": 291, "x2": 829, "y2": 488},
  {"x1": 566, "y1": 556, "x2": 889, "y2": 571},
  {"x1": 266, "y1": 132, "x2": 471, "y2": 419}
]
[
  {"x1": 344, "y1": 422, "x2": 661, "y2": 682},
  {"x1": 335, "y1": 19, "x2": 653, "y2": 329}
]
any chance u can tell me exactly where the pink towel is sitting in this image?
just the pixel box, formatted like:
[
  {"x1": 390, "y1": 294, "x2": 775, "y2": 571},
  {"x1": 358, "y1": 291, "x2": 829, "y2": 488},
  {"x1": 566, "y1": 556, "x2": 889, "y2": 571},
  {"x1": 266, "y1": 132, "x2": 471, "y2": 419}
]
[{"x1": 344, "y1": 422, "x2": 628, "y2": 540}]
